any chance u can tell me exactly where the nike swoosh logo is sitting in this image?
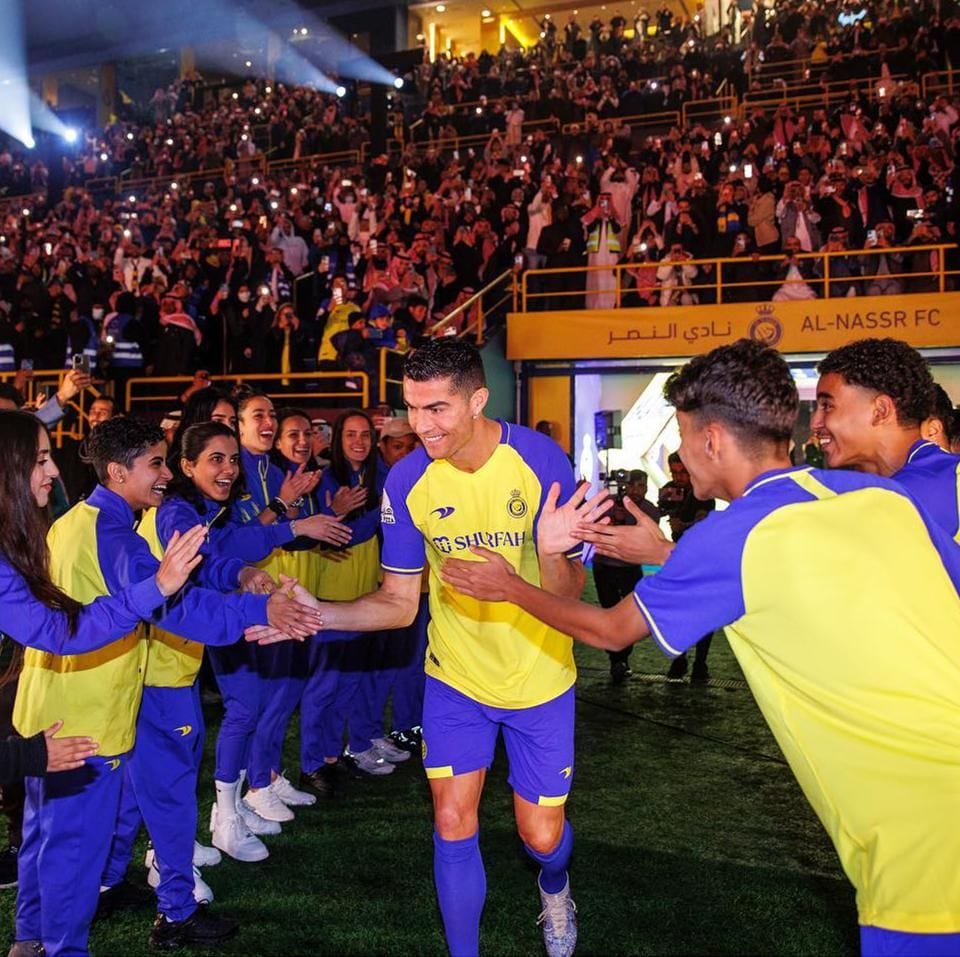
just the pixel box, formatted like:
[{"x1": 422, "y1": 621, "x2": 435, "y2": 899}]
[
  {"x1": 106, "y1": 759, "x2": 121, "y2": 771},
  {"x1": 431, "y1": 506, "x2": 456, "y2": 519},
  {"x1": 174, "y1": 725, "x2": 192, "y2": 737}
]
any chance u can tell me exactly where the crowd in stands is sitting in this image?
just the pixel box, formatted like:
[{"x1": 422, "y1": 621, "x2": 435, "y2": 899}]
[{"x1": 0, "y1": 0, "x2": 957, "y2": 389}]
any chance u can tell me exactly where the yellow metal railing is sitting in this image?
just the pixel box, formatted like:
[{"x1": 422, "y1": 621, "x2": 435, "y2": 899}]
[
  {"x1": 125, "y1": 371, "x2": 369, "y2": 412},
  {"x1": 682, "y1": 94, "x2": 739, "y2": 128},
  {"x1": 561, "y1": 110, "x2": 681, "y2": 136},
  {"x1": 429, "y1": 268, "x2": 518, "y2": 343},
  {"x1": 521, "y1": 244, "x2": 955, "y2": 311},
  {"x1": 84, "y1": 148, "x2": 362, "y2": 198},
  {"x1": 922, "y1": 69, "x2": 958, "y2": 99},
  {"x1": 378, "y1": 348, "x2": 407, "y2": 406},
  {"x1": 741, "y1": 73, "x2": 911, "y2": 119},
  {"x1": 0, "y1": 369, "x2": 107, "y2": 447}
]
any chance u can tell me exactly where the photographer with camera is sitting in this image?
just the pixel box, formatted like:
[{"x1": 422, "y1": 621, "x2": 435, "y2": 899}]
[
  {"x1": 593, "y1": 470, "x2": 660, "y2": 683},
  {"x1": 655, "y1": 242, "x2": 699, "y2": 307},
  {"x1": 657, "y1": 453, "x2": 715, "y2": 682}
]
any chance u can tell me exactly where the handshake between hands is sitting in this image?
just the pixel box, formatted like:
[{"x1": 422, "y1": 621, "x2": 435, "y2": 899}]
[
  {"x1": 152, "y1": 525, "x2": 329, "y2": 646},
  {"x1": 439, "y1": 481, "x2": 674, "y2": 603}
]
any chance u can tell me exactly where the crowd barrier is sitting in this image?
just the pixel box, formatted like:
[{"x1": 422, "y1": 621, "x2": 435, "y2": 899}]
[
  {"x1": 0, "y1": 369, "x2": 106, "y2": 447},
  {"x1": 521, "y1": 243, "x2": 956, "y2": 311}
]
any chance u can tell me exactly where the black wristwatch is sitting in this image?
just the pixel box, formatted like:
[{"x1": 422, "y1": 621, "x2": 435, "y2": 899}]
[{"x1": 266, "y1": 496, "x2": 288, "y2": 518}]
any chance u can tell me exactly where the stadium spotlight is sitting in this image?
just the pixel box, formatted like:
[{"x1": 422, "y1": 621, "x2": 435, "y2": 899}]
[
  {"x1": 336, "y1": 85, "x2": 346, "y2": 97},
  {"x1": 393, "y1": 77, "x2": 404, "y2": 90},
  {"x1": 63, "y1": 127, "x2": 78, "y2": 144}
]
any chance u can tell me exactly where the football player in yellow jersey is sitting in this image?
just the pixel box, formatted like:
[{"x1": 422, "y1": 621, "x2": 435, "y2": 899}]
[
  {"x1": 812, "y1": 338, "x2": 960, "y2": 540},
  {"x1": 292, "y1": 339, "x2": 609, "y2": 957},
  {"x1": 442, "y1": 339, "x2": 960, "y2": 957}
]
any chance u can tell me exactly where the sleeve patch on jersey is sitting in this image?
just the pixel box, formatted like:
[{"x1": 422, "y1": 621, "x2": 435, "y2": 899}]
[{"x1": 380, "y1": 488, "x2": 396, "y2": 525}]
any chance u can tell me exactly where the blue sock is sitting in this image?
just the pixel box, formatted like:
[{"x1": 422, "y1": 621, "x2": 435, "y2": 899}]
[
  {"x1": 525, "y1": 820, "x2": 573, "y2": 895},
  {"x1": 433, "y1": 831, "x2": 486, "y2": 957}
]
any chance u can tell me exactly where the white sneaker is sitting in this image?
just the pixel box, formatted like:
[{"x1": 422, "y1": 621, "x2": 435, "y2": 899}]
[
  {"x1": 270, "y1": 771, "x2": 316, "y2": 807},
  {"x1": 210, "y1": 799, "x2": 280, "y2": 837},
  {"x1": 146, "y1": 858, "x2": 214, "y2": 905},
  {"x1": 144, "y1": 841, "x2": 221, "y2": 871},
  {"x1": 193, "y1": 840, "x2": 221, "y2": 868},
  {"x1": 243, "y1": 785, "x2": 294, "y2": 822},
  {"x1": 209, "y1": 805, "x2": 269, "y2": 863},
  {"x1": 343, "y1": 745, "x2": 394, "y2": 775},
  {"x1": 238, "y1": 799, "x2": 283, "y2": 835},
  {"x1": 372, "y1": 736, "x2": 412, "y2": 763}
]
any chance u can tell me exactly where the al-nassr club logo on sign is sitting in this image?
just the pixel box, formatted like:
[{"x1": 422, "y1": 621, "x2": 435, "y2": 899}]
[{"x1": 749, "y1": 303, "x2": 783, "y2": 347}]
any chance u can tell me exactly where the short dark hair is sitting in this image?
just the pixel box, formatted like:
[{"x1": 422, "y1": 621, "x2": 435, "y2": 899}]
[
  {"x1": 930, "y1": 383, "x2": 955, "y2": 442},
  {"x1": 87, "y1": 416, "x2": 164, "y2": 483},
  {"x1": 403, "y1": 338, "x2": 486, "y2": 395},
  {"x1": 665, "y1": 339, "x2": 798, "y2": 447},
  {"x1": 0, "y1": 384, "x2": 25, "y2": 408},
  {"x1": 168, "y1": 421, "x2": 245, "y2": 521},
  {"x1": 818, "y1": 338, "x2": 935, "y2": 427}
]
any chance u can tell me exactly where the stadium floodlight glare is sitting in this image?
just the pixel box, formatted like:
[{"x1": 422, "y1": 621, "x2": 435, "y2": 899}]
[
  {"x1": 63, "y1": 127, "x2": 78, "y2": 144},
  {"x1": 393, "y1": 77, "x2": 404, "y2": 89},
  {"x1": 336, "y1": 85, "x2": 346, "y2": 98},
  {"x1": 0, "y1": 1, "x2": 33, "y2": 148}
]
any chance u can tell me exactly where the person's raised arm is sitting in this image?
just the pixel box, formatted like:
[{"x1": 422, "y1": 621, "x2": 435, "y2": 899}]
[
  {"x1": 571, "y1": 496, "x2": 675, "y2": 565},
  {"x1": 0, "y1": 526, "x2": 206, "y2": 657},
  {"x1": 442, "y1": 546, "x2": 649, "y2": 651},
  {"x1": 296, "y1": 570, "x2": 421, "y2": 633},
  {"x1": 534, "y1": 481, "x2": 612, "y2": 598}
]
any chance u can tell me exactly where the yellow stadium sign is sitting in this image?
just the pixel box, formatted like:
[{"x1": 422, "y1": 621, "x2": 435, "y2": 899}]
[{"x1": 507, "y1": 293, "x2": 960, "y2": 360}]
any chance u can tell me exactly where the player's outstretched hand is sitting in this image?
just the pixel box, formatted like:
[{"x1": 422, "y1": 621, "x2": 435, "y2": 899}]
[
  {"x1": 535, "y1": 481, "x2": 612, "y2": 556},
  {"x1": 265, "y1": 589, "x2": 323, "y2": 639},
  {"x1": 295, "y1": 513, "x2": 353, "y2": 547},
  {"x1": 44, "y1": 720, "x2": 99, "y2": 772},
  {"x1": 572, "y1": 497, "x2": 673, "y2": 565},
  {"x1": 244, "y1": 625, "x2": 295, "y2": 645},
  {"x1": 327, "y1": 485, "x2": 367, "y2": 518},
  {"x1": 155, "y1": 526, "x2": 206, "y2": 597},
  {"x1": 238, "y1": 566, "x2": 277, "y2": 594},
  {"x1": 441, "y1": 546, "x2": 517, "y2": 602}
]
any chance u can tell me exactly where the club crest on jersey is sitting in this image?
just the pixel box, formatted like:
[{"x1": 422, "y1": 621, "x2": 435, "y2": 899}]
[{"x1": 507, "y1": 489, "x2": 527, "y2": 519}]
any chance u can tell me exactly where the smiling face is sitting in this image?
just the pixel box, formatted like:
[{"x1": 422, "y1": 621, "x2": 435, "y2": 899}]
[
  {"x1": 811, "y1": 372, "x2": 883, "y2": 471},
  {"x1": 87, "y1": 398, "x2": 115, "y2": 429},
  {"x1": 277, "y1": 415, "x2": 313, "y2": 466},
  {"x1": 403, "y1": 376, "x2": 487, "y2": 463},
  {"x1": 210, "y1": 400, "x2": 238, "y2": 432},
  {"x1": 238, "y1": 396, "x2": 277, "y2": 454},
  {"x1": 183, "y1": 434, "x2": 240, "y2": 502},
  {"x1": 380, "y1": 432, "x2": 419, "y2": 468},
  {"x1": 341, "y1": 415, "x2": 374, "y2": 471},
  {"x1": 112, "y1": 440, "x2": 172, "y2": 510},
  {"x1": 31, "y1": 427, "x2": 59, "y2": 508}
]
